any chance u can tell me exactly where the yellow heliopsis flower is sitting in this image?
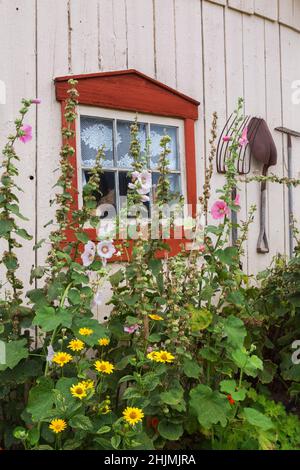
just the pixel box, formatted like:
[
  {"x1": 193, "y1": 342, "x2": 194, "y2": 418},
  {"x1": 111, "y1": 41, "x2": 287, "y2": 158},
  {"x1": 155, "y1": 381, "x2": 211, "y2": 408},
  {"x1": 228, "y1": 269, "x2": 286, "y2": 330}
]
[
  {"x1": 68, "y1": 338, "x2": 85, "y2": 352},
  {"x1": 149, "y1": 314, "x2": 164, "y2": 321},
  {"x1": 80, "y1": 379, "x2": 94, "y2": 390},
  {"x1": 94, "y1": 360, "x2": 114, "y2": 374},
  {"x1": 155, "y1": 350, "x2": 175, "y2": 363},
  {"x1": 147, "y1": 351, "x2": 159, "y2": 361},
  {"x1": 123, "y1": 407, "x2": 144, "y2": 426},
  {"x1": 78, "y1": 327, "x2": 93, "y2": 336},
  {"x1": 52, "y1": 351, "x2": 73, "y2": 367},
  {"x1": 70, "y1": 383, "x2": 87, "y2": 400},
  {"x1": 98, "y1": 338, "x2": 110, "y2": 346},
  {"x1": 49, "y1": 418, "x2": 67, "y2": 434}
]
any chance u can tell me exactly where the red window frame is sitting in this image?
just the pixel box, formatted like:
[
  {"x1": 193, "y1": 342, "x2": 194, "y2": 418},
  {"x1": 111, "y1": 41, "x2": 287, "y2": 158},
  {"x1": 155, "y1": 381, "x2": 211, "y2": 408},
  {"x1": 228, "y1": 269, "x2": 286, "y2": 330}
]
[{"x1": 54, "y1": 69, "x2": 199, "y2": 259}]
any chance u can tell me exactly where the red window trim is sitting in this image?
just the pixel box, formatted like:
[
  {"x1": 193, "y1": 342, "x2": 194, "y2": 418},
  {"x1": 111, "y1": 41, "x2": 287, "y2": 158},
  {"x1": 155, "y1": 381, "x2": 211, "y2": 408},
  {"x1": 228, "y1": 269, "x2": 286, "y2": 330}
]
[{"x1": 54, "y1": 69, "x2": 200, "y2": 259}]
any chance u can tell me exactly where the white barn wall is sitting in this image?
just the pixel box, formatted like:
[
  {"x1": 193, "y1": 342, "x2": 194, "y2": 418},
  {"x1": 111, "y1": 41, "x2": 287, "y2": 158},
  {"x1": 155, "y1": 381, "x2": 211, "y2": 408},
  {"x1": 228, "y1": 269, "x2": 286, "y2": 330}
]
[{"x1": 1, "y1": 0, "x2": 300, "y2": 305}]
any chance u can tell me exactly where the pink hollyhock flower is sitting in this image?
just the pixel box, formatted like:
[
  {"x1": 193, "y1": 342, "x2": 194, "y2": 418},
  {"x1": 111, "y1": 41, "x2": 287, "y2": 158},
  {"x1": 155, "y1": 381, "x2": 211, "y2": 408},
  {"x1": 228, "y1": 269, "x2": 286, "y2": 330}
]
[
  {"x1": 234, "y1": 193, "x2": 240, "y2": 206},
  {"x1": 131, "y1": 171, "x2": 140, "y2": 180},
  {"x1": 222, "y1": 135, "x2": 232, "y2": 142},
  {"x1": 147, "y1": 346, "x2": 154, "y2": 353},
  {"x1": 19, "y1": 124, "x2": 32, "y2": 143},
  {"x1": 211, "y1": 200, "x2": 230, "y2": 219},
  {"x1": 199, "y1": 244, "x2": 206, "y2": 253},
  {"x1": 97, "y1": 240, "x2": 116, "y2": 259},
  {"x1": 81, "y1": 240, "x2": 96, "y2": 266},
  {"x1": 31, "y1": 98, "x2": 41, "y2": 104},
  {"x1": 124, "y1": 324, "x2": 140, "y2": 334},
  {"x1": 239, "y1": 126, "x2": 248, "y2": 147}
]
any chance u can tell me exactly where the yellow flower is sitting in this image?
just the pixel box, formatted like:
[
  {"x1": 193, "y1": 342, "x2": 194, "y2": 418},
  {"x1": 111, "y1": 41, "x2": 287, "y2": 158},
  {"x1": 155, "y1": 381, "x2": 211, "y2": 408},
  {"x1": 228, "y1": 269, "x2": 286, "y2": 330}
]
[
  {"x1": 98, "y1": 338, "x2": 110, "y2": 346},
  {"x1": 147, "y1": 351, "x2": 159, "y2": 361},
  {"x1": 94, "y1": 360, "x2": 114, "y2": 374},
  {"x1": 123, "y1": 407, "x2": 144, "y2": 426},
  {"x1": 149, "y1": 314, "x2": 164, "y2": 321},
  {"x1": 155, "y1": 350, "x2": 175, "y2": 363},
  {"x1": 70, "y1": 383, "x2": 87, "y2": 400},
  {"x1": 68, "y1": 339, "x2": 85, "y2": 352},
  {"x1": 52, "y1": 352, "x2": 73, "y2": 367},
  {"x1": 79, "y1": 327, "x2": 93, "y2": 336},
  {"x1": 49, "y1": 418, "x2": 67, "y2": 434},
  {"x1": 80, "y1": 379, "x2": 94, "y2": 390}
]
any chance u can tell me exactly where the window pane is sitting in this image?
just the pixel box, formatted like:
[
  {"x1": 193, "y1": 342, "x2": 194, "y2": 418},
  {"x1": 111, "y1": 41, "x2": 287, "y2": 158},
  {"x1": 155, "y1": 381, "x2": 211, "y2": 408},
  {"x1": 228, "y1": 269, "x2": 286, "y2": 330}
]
[
  {"x1": 80, "y1": 116, "x2": 114, "y2": 168},
  {"x1": 119, "y1": 171, "x2": 150, "y2": 216},
  {"x1": 82, "y1": 170, "x2": 116, "y2": 217},
  {"x1": 150, "y1": 125, "x2": 179, "y2": 171},
  {"x1": 117, "y1": 120, "x2": 147, "y2": 169},
  {"x1": 152, "y1": 172, "x2": 181, "y2": 203}
]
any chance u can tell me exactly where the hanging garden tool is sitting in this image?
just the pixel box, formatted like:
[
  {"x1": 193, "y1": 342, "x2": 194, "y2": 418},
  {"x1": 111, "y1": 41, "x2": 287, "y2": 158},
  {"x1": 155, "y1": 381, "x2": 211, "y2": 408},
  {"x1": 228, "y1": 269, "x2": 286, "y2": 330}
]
[
  {"x1": 248, "y1": 118, "x2": 277, "y2": 253},
  {"x1": 216, "y1": 114, "x2": 261, "y2": 245},
  {"x1": 275, "y1": 126, "x2": 300, "y2": 257}
]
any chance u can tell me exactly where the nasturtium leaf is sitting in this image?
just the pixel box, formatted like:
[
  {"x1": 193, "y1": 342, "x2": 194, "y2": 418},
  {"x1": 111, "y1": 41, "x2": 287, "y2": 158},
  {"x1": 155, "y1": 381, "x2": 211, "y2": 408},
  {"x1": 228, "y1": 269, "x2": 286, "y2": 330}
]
[
  {"x1": 188, "y1": 306, "x2": 213, "y2": 332},
  {"x1": 0, "y1": 338, "x2": 28, "y2": 371},
  {"x1": 223, "y1": 315, "x2": 246, "y2": 348},
  {"x1": 27, "y1": 377, "x2": 55, "y2": 421},
  {"x1": 183, "y1": 358, "x2": 201, "y2": 379},
  {"x1": 243, "y1": 408, "x2": 274, "y2": 431},
  {"x1": 157, "y1": 420, "x2": 183, "y2": 441},
  {"x1": 189, "y1": 384, "x2": 230, "y2": 428},
  {"x1": 219, "y1": 379, "x2": 246, "y2": 401},
  {"x1": 160, "y1": 388, "x2": 183, "y2": 405}
]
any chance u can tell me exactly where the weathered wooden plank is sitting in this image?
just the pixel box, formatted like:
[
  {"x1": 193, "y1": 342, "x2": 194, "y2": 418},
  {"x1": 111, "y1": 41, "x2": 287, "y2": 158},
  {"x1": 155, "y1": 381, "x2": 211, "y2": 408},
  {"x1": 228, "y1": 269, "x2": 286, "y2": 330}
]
[
  {"x1": 293, "y1": 0, "x2": 300, "y2": 32},
  {"x1": 224, "y1": 8, "x2": 248, "y2": 265},
  {"x1": 254, "y1": 0, "x2": 278, "y2": 21},
  {"x1": 201, "y1": 1, "x2": 227, "y2": 227},
  {"x1": 205, "y1": 0, "x2": 226, "y2": 6},
  {"x1": 0, "y1": 0, "x2": 36, "y2": 294},
  {"x1": 36, "y1": 0, "x2": 69, "y2": 272},
  {"x1": 70, "y1": 0, "x2": 99, "y2": 74},
  {"x1": 242, "y1": 13, "x2": 268, "y2": 273},
  {"x1": 98, "y1": 0, "x2": 127, "y2": 71},
  {"x1": 280, "y1": 25, "x2": 300, "y2": 255},
  {"x1": 126, "y1": 0, "x2": 155, "y2": 76},
  {"x1": 228, "y1": 0, "x2": 254, "y2": 15},
  {"x1": 153, "y1": 0, "x2": 176, "y2": 87},
  {"x1": 264, "y1": 20, "x2": 287, "y2": 258},
  {"x1": 278, "y1": 0, "x2": 295, "y2": 29}
]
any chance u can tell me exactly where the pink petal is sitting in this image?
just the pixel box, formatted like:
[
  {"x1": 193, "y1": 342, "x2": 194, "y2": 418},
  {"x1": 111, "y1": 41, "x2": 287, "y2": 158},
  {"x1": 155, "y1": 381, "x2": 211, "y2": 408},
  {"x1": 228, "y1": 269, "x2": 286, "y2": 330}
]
[
  {"x1": 222, "y1": 136, "x2": 232, "y2": 142},
  {"x1": 31, "y1": 99, "x2": 41, "y2": 104}
]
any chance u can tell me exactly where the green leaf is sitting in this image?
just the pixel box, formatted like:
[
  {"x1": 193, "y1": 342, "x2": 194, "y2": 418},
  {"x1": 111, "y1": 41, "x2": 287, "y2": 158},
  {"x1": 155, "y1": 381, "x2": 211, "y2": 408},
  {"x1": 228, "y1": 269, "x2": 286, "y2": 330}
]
[
  {"x1": 219, "y1": 380, "x2": 246, "y2": 401},
  {"x1": 231, "y1": 349, "x2": 263, "y2": 378},
  {"x1": 160, "y1": 388, "x2": 183, "y2": 405},
  {"x1": 223, "y1": 315, "x2": 246, "y2": 348},
  {"x1": 188, "y1": 306, "x2": 212, "y2": 332},
  {"x1": 189, "y1": 384, "x2": 230, "y2": 428},
  {"x1": 243, "y1": 408, "x2": 274, "y2": 431},
  {"x1": 68, "y1": 288, "x2": 81, "y2": 305},
  {"x1": 0, "y1": 339, "x2": 28, "y2": 371},
  {"x1": 75, "y1": 232, "x2": 90, "y2": 244},
  {"x1": 15, "y1": 228, "x2": 33, "y2": 240},
  {"x1": 33, "y1": 239, "x2": 46, "y2": 250},
  {"x1": 227, "y1": 290, "x2": 245, "y2": 306},
  {"x1": 96, "y1": 426, "x2": 111, "y2": 435},
  {"x1": 27, "y1": 378, "x2": 54, "y2": 421},
  {"x1": 183, "y1": 358, "x2": 201, "y2": 379},
  {"x1": 69, "y1": 414, "x2": 93, "y2": 431},
  {"x1": 72, "y1": 317, "x2": 106, "y2": 347},
  {"x1": 109, "y1": 269, "x2": 124, "y2": 287},
  {"x1": 216, "y1": 246, "x2": 239, "y2": 266},
  {"x1": 7, "y1": 204, "x2": 28, "y2": 220},
  {"x1": 111, "y1": 435, "x2": 121, "y2": 449},
  {"x1": 0, "y1": 219, "x2": 14, "y2": 237},
  {"x1": 33, "y1": 306, "x2": 73, "y2": 332},
  {"x1": 157, "y1": 420, "x2": 183, "y2": 441}
]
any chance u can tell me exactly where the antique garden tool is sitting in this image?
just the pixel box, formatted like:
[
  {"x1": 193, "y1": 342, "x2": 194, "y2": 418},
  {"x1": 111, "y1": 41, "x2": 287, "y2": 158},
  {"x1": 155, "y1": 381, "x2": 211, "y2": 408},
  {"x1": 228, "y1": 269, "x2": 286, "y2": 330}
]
[
  {"x1": 275, "y1": 126, "x2": 300, "y2": 257},
  {"x1": 216, "y1": 114, "x2": 261, "y2": 244},
  {"x1": 248, "y1": 118, "x2": 277, "y2": 253}
]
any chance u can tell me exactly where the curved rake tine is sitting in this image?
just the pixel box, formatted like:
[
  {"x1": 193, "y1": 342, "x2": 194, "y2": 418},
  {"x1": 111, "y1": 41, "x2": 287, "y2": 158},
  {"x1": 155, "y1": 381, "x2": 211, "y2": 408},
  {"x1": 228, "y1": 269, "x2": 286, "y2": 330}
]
[
  {"x1": 236, "y1": 116, "x2": 251, "y2": 173},
  {"x1": 216, "y1": 113, "x2": 236, "y2": 173},
  {"x1": 242, "y1": 117, "x2": 262, "y2": 174}
]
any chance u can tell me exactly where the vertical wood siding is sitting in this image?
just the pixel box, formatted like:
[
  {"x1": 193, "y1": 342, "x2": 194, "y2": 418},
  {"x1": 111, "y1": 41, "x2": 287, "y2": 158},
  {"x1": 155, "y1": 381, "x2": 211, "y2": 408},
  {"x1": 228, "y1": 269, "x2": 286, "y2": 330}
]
[{"x1": 1, "y1": 0, "x2": 300, "y2": 302}]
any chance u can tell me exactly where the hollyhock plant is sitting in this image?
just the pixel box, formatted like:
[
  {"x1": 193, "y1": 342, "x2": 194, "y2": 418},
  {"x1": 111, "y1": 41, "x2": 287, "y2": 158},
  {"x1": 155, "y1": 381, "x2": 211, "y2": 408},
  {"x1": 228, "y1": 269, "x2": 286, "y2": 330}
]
[
  {"x1": 18, "y1": 124, "x2": 32, "y2": 143},
  {"x1": 81, "y1": 240, "x2": 96, "y2": 267},
  {"x1": 234, "y1": 193, "x2": 241, "y2": 207},
  {"x1": 239, "y1": 126, "x2": 248, "y2": 147},
  {"x1": 211, "y1": 200, "x2": 230, "y2": 219},
  {"x1": 222, "y1": 135, "x2": 232, "y2": 142},
  {"x1": 97, "y1": 240, "x2": 116, "y2": 260},
  {"x1": 92, "y1": 291, "x2": 102, "y2": 307},
  {"x1": 31, "y1": 98, "x2": 41, "y2": 104}
]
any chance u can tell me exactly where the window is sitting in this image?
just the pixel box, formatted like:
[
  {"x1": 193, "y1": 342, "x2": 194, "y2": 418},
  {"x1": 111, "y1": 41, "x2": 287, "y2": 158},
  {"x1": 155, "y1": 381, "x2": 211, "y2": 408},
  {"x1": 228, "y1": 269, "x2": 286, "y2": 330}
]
[
  {"x1": 55, "y1": 69, "x2": 199, "y2": 257},
  {"x1": 77, "y1": 106, "x2": 186, "y2": 216}
]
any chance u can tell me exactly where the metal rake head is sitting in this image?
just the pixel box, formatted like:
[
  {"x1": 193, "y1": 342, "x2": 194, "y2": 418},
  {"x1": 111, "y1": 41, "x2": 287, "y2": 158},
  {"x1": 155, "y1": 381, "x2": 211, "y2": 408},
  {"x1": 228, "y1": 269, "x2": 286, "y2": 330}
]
[{"x1": 216, "y1": 113, "x2": 262, "y2": 175}]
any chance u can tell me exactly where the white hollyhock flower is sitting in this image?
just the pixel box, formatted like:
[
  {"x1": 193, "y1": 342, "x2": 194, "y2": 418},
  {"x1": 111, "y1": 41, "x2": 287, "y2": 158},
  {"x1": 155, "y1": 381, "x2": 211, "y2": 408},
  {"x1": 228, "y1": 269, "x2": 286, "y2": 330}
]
[
  {"x1": 97, "y1": 240, "x2": 116, "y2": 259},
  {"x1": 46, "y1": 345, "x2": 55, "y2": 364},
  {"x1": 137, "y1": 170, "x2": 151, "y2": 195},
  {"x1": 81, "y1": 241, "x2": 96, "y2": 266}
]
